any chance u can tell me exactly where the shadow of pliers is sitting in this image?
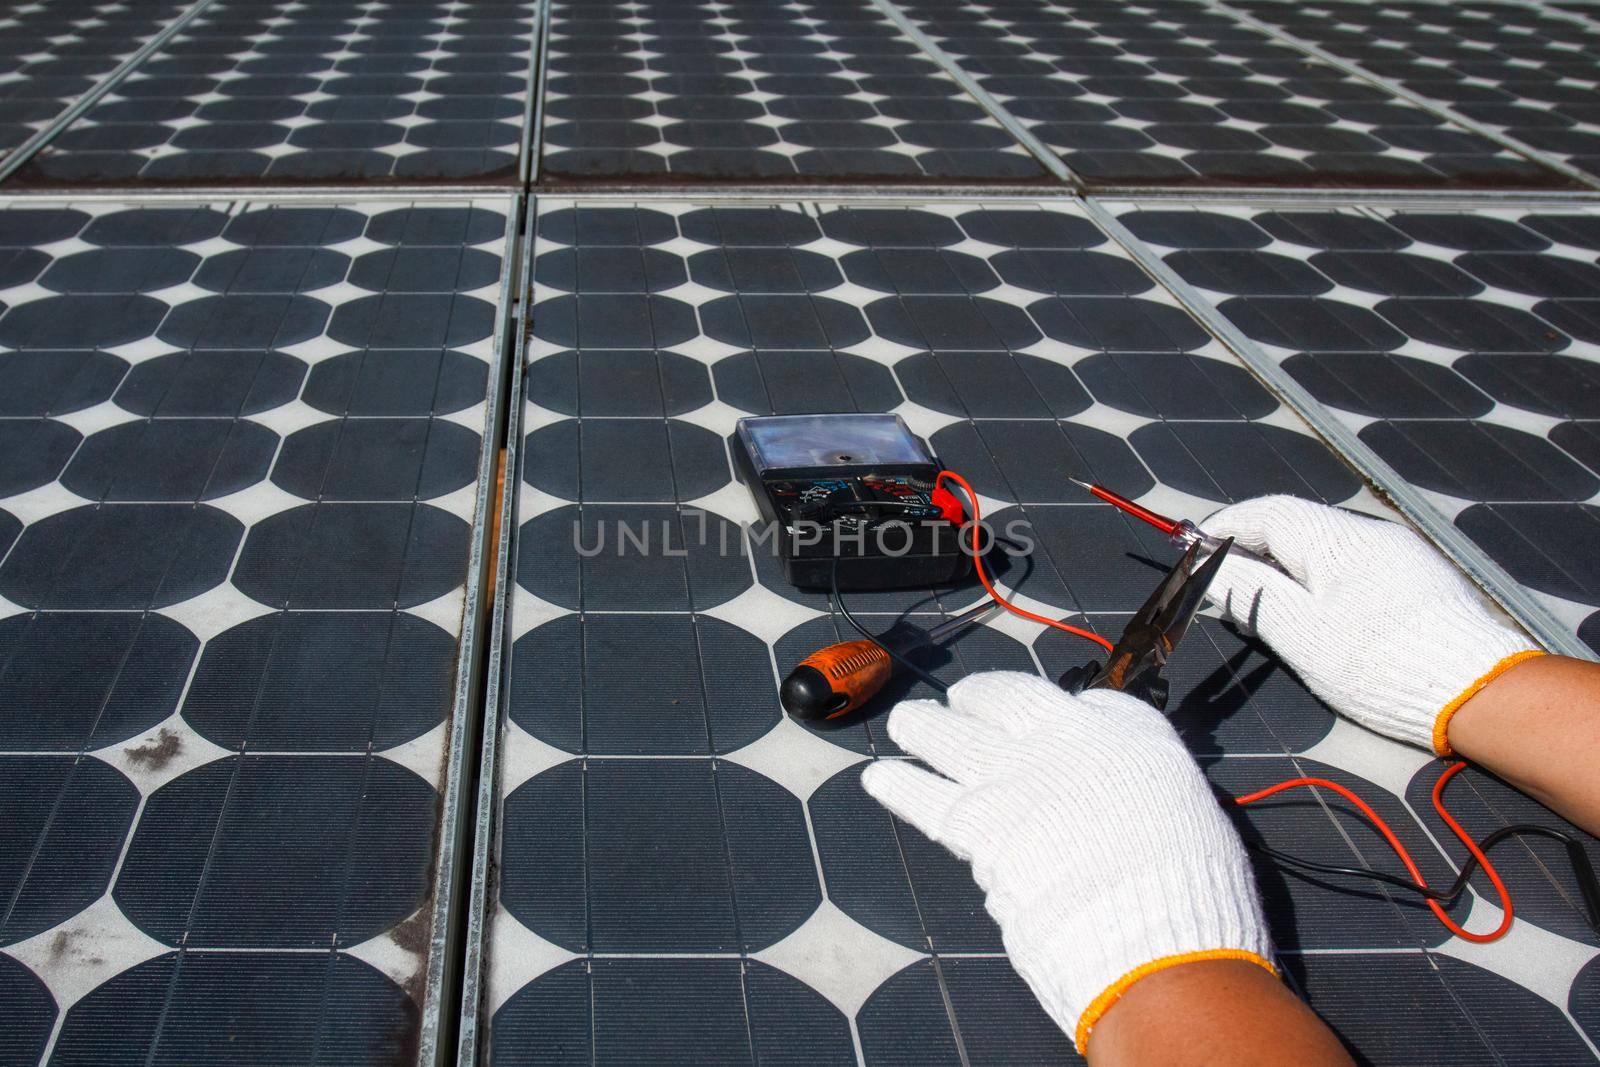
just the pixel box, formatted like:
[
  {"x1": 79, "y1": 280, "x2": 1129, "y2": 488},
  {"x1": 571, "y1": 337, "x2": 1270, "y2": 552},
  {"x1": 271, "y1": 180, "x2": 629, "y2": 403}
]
[{"x1": 1057, "y1": 537, "x2": 1235, "y2": 711}]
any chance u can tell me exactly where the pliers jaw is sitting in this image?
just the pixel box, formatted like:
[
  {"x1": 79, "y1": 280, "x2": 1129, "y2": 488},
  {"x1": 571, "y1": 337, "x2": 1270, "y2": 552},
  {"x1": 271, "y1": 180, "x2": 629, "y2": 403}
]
[{"x1": 1057, "y1": 538, "x2": 1235, "y2": 711}]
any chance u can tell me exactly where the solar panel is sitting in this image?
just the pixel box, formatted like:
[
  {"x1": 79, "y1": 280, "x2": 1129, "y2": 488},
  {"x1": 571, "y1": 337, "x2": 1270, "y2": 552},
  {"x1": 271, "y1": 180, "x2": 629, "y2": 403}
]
[
  {"x1": 1234, "y1": 0, "x2": 1600, "y2": 186},
  {"x1": 0, "y1": 0, "x2": 193, "y2": 166},
  {"x1": 889, "y1": 0, "x2": 1575, "y2": 188},
  {"x1": 539, "y1": 0, "x2": 1049, "y2": 182},
  {"x1": 0, "y1": 198, "x2": 510, "y2": 1063},
  {"x1": 1107, "y1": 202, "x2": 1600, "y2": 653},
  {"x1": 6, "y1": 2, "x2": 537, "y2": 187}
]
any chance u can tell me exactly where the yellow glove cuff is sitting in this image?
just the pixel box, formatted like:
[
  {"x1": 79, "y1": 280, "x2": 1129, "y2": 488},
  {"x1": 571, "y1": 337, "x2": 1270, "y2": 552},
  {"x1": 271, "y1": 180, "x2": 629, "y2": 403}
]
[
  {"x1": 1075, "y1": 949, "x2": 1278, "y2": 1054},
  {"x1": 1432, "y1": 649, "x2": 1546, "y2": 757}
]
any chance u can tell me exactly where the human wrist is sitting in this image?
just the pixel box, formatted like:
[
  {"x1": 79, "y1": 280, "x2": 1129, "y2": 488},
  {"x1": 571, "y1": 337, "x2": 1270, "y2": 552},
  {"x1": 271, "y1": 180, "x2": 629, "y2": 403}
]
[
  {"x1": 1074, "y1": 949, "x2": 1277, "y2": 1054},
  {"x1": 1442, "y1": 650, "x2": 1559, "y2": 758},
  {"x1": 1088, "y1": 957, "x2": 1353, "y2": 1067},
  {"x1": 1432, "y1": 648, "x2": 1548, "y2": 756},
  {"x1": 1088, "y1": 957, "x2": 1274, "y2": 1059}
]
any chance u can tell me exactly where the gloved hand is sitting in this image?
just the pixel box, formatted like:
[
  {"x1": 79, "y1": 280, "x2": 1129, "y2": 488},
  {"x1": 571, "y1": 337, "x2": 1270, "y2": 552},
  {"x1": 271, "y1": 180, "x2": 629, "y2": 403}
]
[
  {"x1": 1203, "y1": 495, "x2": 1543, "y2": 755},
  {"x1": 860, "y1": 672, "x2": 1274, "y2": 1055}
]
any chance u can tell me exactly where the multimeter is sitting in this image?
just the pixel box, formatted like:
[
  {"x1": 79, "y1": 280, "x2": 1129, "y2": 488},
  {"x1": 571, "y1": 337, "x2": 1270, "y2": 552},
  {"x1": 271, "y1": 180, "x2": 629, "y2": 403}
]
[{"x1": 733, "y1": 414, "x2": 972, "y2": 590}]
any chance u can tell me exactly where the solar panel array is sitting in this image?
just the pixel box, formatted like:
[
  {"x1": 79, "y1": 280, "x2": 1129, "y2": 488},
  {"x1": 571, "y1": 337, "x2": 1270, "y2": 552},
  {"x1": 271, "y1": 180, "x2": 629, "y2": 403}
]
[{"x1": 0, "y1": 0, "x2": 1598, "y2": 1065}]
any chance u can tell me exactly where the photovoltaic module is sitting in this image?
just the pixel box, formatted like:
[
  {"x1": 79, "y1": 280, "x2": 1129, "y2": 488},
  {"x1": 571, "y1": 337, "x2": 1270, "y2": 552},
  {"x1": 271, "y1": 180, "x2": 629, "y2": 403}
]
[{"x1": 0, "y1": 0, "x2": 1597, "y2": 1064}]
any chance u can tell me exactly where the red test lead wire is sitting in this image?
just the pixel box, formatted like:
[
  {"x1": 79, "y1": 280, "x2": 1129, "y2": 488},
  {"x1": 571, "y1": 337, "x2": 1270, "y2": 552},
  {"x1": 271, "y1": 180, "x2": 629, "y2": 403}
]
[
  {"x1": 945, "y1": 471, "x2": 1516, "y2": 942},
  {"x1": 936, "y1": 470, "x2": 1115, "y2": 654},
  {"x1": 1235, "y1": 761, "x2": 1514, "y2": 943},
  {"x1": 1059, "y1": 482, "x2": 1516, "y2": 940}
]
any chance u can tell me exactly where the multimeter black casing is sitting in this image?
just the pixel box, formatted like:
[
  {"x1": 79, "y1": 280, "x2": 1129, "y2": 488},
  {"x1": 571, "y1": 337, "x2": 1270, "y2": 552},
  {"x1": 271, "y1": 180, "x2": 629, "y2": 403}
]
[{"x1": 733, "y1": 414, "x2": 972, "y2": 591}]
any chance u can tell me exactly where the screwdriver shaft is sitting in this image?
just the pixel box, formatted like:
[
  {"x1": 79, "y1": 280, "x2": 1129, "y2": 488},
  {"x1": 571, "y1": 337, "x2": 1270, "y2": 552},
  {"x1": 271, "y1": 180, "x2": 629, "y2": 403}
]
[{"x1": 924, "y1": 599, "x2": 1002, "y2": 643}]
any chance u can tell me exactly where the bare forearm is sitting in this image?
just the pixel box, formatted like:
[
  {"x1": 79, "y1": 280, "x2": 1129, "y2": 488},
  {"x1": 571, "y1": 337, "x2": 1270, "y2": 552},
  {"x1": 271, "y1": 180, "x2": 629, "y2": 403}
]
[
  {"x1": 1448, "y1": 655, "x2": 1600, "y2": 836},
  {"x1": 1088, "y1": 960, "x2": 1353, "y2": 1067}
]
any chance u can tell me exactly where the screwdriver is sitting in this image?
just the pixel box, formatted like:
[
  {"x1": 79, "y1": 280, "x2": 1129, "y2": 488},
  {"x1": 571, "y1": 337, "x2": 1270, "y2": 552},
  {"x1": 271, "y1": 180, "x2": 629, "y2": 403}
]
[
  {"x1": 1067, "y1": 478, "x2": 1286, "y2": 573},
  {"x1": 780, "y1": 600, "x2": 1001, "y2": 720}
]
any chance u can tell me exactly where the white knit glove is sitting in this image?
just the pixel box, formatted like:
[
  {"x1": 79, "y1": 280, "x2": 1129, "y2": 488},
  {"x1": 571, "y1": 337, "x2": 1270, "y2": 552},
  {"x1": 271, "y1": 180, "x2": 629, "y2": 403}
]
[
  {"x1": 860, "y1": 672, "x2": 1274, "y2": 1055},
  {"x1": 1203, "y1": 495, "x2": 1544, "y2": 755}
]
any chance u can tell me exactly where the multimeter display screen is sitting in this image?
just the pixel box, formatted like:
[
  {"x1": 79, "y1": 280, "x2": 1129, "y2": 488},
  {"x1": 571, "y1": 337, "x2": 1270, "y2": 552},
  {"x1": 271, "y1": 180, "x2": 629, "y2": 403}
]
[
  {"x1": 767, "y1": 475, "x2": 941, "y2": 523},
  {"x1": 737, "y1": 414, "x2": 933, "y2": 473}
]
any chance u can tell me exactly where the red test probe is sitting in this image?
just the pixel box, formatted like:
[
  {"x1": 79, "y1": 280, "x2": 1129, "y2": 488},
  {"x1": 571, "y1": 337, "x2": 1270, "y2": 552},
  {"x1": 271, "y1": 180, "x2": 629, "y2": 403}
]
[{"x1": 1068, "y1": 478, "x2": 1286, "y2": 573}]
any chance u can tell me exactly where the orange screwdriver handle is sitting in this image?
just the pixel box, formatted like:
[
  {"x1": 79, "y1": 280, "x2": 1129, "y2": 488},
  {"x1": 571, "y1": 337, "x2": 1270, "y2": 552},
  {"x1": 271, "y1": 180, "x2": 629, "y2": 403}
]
[{"x1": 780, "y1": 639, "x2": 893, "y2": 720}]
